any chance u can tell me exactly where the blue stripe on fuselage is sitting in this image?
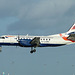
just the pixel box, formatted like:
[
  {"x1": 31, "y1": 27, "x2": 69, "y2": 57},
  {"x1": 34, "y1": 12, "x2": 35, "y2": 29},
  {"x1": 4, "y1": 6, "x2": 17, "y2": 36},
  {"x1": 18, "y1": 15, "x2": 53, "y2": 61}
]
[
  {"x1": 0, "y1": 43, "x2": 19, "y2": 46},
  {"x1": 40, "y1": 43, "x2": 65, "y2": 47},
  {"x1": 0, "y1": 43, "x2": 65, "y2": 47}
]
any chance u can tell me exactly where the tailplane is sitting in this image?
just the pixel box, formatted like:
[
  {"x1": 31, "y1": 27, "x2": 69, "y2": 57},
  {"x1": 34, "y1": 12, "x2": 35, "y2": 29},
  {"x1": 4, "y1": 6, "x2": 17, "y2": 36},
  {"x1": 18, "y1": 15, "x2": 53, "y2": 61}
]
[{"x1": 66, "y1": 23, "x2": 75, "y2": 42}]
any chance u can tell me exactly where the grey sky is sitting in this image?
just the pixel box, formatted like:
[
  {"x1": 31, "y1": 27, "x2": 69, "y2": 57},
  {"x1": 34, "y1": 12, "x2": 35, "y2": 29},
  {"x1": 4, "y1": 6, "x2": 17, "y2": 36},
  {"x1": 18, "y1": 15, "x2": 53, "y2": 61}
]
[
  {"x1": 0, "y1": 0, "x2": 75, "y2": 75},
  {"x1": 0, "y1": 0, "x2": 75, "y2": 34}
]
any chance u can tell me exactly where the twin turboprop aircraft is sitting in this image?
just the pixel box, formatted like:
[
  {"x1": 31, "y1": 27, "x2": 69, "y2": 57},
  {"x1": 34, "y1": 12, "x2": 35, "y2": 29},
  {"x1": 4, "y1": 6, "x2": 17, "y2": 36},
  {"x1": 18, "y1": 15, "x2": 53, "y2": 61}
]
[{"x1": 0, "y1": 23, "x2": 75, "y2": 53}]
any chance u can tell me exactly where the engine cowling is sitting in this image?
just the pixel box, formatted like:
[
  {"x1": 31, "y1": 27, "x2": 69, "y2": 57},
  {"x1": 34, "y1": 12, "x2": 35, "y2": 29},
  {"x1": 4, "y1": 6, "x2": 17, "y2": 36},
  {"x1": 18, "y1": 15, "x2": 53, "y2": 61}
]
[{"x1": 18, "y1": 39, "x2": 32, "y2": 47}]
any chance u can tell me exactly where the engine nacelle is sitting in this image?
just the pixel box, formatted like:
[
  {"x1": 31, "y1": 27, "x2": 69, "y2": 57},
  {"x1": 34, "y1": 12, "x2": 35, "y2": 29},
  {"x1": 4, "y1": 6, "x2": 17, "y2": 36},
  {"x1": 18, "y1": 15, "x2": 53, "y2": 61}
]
[{"x1": 18, "y1": 39, "x2": 32, "y2": 47}]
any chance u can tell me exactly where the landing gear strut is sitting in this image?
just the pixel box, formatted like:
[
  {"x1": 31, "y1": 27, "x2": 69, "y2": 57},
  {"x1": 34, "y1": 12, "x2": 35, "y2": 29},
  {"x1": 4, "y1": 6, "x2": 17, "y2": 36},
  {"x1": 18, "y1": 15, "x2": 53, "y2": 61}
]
[
  {"x1": 0, "y1": 47, "x2": 2, "y2": 52},
  {"x1": 30, "y1": 47, "x2": 36, "y2": 53}
]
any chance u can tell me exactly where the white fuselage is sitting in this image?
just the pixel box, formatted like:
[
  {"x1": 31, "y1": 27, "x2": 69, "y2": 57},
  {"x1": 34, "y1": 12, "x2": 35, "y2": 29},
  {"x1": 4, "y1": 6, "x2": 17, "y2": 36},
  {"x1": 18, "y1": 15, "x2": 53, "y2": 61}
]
[{"x1": 0, "y1": 33, "x2": 73, "y2": 47}]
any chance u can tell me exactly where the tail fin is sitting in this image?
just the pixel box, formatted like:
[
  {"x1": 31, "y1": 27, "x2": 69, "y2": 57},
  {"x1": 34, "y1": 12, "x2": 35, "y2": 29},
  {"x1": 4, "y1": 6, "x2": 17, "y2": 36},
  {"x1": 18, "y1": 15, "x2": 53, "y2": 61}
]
[
  {"x1": 60, "y1": 23, "x2": 75, "y2": 42},
  {"x1": 68, "y1": 23, "x2": 75, "y2": 32}
]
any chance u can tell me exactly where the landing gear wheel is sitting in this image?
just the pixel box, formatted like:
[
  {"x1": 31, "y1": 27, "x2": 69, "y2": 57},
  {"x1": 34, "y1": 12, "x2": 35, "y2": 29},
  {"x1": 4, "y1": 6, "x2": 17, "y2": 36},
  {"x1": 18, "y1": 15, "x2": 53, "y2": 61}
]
[
  {"x1": 30, "y1": 47, "x2": 36, "y2": 53},
  {"x1": 30, "y1": 49, "x2": 36, "y2": 53},
  {"x1": 30, "y1": 50, "x2": 34, "y2": 53},
  {"x1": 33, "y1": 49, "x2": 36, "y2": 52}
]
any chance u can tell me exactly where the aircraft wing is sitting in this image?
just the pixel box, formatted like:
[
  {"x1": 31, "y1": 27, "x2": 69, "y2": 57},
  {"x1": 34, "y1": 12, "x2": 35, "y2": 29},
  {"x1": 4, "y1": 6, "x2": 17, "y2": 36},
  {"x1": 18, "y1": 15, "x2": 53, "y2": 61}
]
[
  {"x1": 30, "y1": 37, "x2": 40, "y2": 47},
  {"x1": 67, "y1": 33, "x2": 75, "y2": 41}
]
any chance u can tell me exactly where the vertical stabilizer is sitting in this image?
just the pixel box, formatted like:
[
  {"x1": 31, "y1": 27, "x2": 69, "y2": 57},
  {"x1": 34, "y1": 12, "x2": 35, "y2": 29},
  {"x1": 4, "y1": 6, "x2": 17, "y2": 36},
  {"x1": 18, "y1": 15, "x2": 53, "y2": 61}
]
[{"x1": 68, "y1": 23, "x2": 75, "y2": 32}]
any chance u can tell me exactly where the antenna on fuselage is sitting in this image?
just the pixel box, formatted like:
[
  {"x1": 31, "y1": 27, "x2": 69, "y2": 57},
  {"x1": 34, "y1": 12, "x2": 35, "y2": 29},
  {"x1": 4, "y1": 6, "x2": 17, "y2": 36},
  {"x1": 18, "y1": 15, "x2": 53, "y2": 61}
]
[
  {"x1": 26, "y1": 34, "x2": 29, "y2": 36},
  {"x1": 17, "y1": 35, "x2": 20, "y2": 42}
]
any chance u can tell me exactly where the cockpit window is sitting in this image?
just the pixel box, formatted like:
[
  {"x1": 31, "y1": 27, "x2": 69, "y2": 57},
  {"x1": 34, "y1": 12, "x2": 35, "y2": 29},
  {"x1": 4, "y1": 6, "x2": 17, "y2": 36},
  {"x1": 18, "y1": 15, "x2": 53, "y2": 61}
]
[{"x1": 0, "y1": 37, "x2": 5, "y2": 39}]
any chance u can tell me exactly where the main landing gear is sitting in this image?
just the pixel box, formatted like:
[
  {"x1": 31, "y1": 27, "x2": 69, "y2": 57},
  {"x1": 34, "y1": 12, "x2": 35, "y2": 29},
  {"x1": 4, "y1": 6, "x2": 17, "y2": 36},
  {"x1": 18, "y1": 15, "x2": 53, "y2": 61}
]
[
  {"x1": 30, "y1": 47, "x2": 36, "y2": 53},
  {"x1": 0, "y1": 47, "x2": 2, "y2": 52}
]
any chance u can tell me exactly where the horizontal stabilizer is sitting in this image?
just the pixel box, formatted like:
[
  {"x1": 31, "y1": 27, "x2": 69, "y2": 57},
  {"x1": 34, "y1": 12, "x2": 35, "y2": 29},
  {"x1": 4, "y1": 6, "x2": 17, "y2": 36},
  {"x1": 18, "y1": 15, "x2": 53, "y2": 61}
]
[{"x1": 67, "y1": 33, "x2": 75, "y2": 41}]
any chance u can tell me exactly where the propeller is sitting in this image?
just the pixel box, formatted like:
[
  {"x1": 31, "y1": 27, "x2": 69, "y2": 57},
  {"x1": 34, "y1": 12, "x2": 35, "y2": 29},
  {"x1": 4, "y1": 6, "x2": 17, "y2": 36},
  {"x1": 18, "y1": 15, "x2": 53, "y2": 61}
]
[{"x1": 17, "y1": 35, "x2": 20, "y2": 42}]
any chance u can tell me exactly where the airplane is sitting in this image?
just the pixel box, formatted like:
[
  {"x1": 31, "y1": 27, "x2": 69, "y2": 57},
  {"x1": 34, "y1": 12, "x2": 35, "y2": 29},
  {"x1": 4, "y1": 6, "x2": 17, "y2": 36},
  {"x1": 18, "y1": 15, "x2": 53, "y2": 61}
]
[{"x1": 0, "y1": 23, "x2": 75, "y2": 53}]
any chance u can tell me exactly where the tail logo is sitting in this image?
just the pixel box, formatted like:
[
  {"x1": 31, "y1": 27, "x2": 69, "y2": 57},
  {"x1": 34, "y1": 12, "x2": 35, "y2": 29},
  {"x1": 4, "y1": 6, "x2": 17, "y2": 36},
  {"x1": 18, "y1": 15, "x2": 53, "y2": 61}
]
[{"x1": 69, "y1": 23, "x2": 75, "y2": 31}]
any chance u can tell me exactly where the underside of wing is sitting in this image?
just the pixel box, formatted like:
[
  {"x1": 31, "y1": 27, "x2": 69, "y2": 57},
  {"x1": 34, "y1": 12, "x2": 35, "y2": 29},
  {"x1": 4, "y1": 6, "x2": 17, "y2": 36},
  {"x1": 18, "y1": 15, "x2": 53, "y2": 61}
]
[{"x1": 30, "y1": 37, "x2": 40, "y2": 47}]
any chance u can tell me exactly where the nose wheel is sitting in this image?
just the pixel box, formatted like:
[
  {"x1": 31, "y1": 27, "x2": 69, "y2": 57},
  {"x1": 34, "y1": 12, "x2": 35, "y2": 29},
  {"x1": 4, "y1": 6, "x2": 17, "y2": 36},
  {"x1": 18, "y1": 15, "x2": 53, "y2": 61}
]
[{"x1": 30, "y1": 47, "x2": 36, "y2": 53}]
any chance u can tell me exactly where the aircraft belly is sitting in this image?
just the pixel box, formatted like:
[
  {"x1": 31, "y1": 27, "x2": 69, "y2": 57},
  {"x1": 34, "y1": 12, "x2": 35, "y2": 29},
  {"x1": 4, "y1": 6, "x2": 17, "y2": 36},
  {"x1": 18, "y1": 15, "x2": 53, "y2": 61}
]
[
  {"x1": 0, "y1": 43, "x2": 19, "y2": 46},
  {"x1": 39, "y1": 43, "x2": 65, "y2": 47}
]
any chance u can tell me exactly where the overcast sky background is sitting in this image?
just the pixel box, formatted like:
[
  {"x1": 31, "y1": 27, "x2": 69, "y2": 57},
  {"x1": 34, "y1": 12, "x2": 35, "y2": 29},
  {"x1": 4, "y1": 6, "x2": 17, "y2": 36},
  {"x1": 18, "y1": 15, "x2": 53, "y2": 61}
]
[{"x1": 0, "y1": 0, "x2": 75, "y2": 75}]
